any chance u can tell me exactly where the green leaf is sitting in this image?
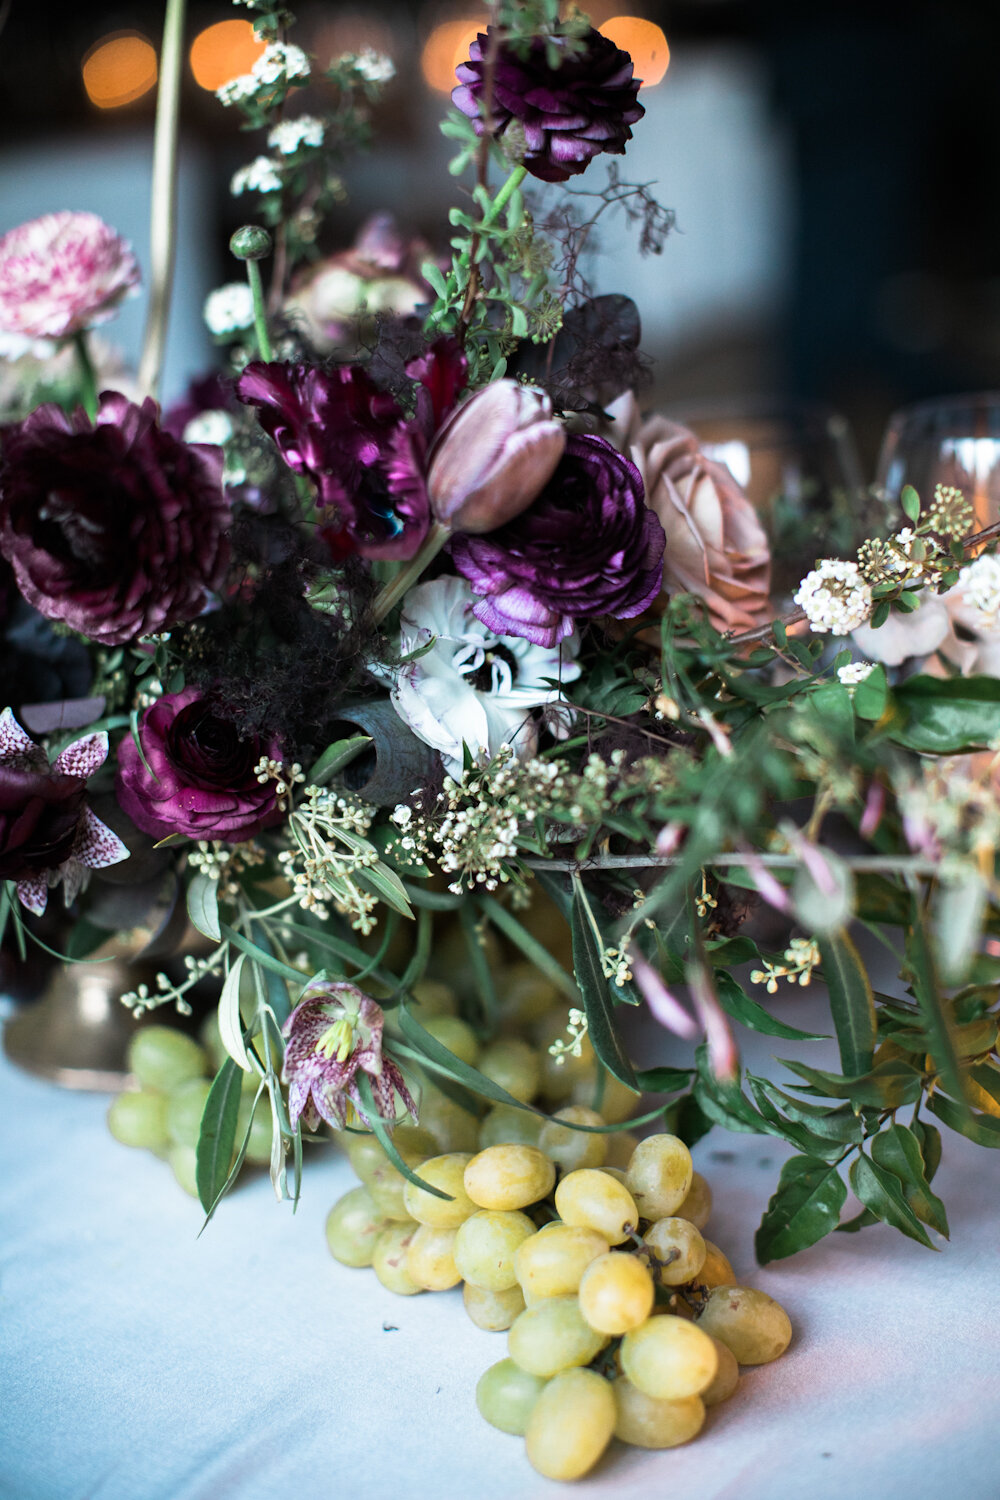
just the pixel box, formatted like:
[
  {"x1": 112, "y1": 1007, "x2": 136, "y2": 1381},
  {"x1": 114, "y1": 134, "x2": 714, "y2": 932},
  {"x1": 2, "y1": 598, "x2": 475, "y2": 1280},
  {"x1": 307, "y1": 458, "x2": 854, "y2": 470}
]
[
  {"x1": 354, "y1": 1071, "x2": 452, "y2": 1199},
  {"x1": 570, "y1": 875, "x2": 638, "y2": 1091},
  {"x1": 818, "y1": 930, "x2": 876, "y2": 1076},
  {"x1": 306, "y1": 734, "x2": 371, "y2": 786},
  {"x1": 927, "y1": 1092, "x2": 1000, "y2": 1147},
  {"x1": 220, "y1": 922, "x2": 302, "y2": 986},
  {"x1": 911, "y1": 1117, "x2": 943, "y2": 1180},
  {"x1": 459, "y1": 900, "x2": 500, "y2": 1033},
  {"x1": 780, "y1": 1056, "x2": 923, "y2": 1108},
  {"x1": 693, "y1": 1047, "x2": 765, "y2": 1136},
  {"x1": 853, "y1": 664, "x2": 888, "y2": 721},
  {"x1": 218, "y1": 954, "x2": 252, "y2": 1071},
  {"x1": 187, "y1": 874, "x2": 221, "y2": 942},
  {"x1": 932, "y1": 872, "x2": 988, "y2": 987},
  {"x1": 869, "y1": 1123, "x2": 949, "y2": 1237},
  {"x1": 907, "y1": 898, "x2": 969, "y2": 1113},
  {"x1": 196, "y1": 1058, "x2": 243, "y2": 1213},
  {"x1": 755, "y1": 1155, "x2": 847, "y2": 1263},
  {"x1": 748, "y1": 1078, "x2": 864, "y2": 1145},
  {"x1": 396, "y1": 1005, "x2": 542, "y2": 1115},
  {"x1": 836, "y1": 1207, "x2": 878, "y2": 1234},
  {"x1": 900, "y1": 484, "x2": 921, "y2": 523},
  {"x1": 634, "y1": 1066, "x2": 693, "y2": 1094},
  {"x1": 715, "y1": 971, "x2": 828, "y2": 1041},
  {"x1": 746, "y1": 1081, "x2": 845, "y2": 1159},
  {"x1": 479, "y1": 894, "x2": 578, "y2": 1001},
  {"x1": 893, "y1": 675, "x2": 1000, "y2": 752},
  {"x1": 849, "y1": 1153, "x2": 935, "y2": 1247}
]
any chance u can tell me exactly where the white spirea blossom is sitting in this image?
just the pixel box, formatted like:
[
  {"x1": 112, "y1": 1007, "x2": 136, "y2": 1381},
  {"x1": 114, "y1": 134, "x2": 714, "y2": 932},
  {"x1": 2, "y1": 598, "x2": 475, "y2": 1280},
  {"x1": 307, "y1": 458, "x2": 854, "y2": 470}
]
[
  {"x1": 254, "y1": 41, "x2": 311, "y2": 85},
  {"x1": 182, "y1": 411, "x2": 234, "y2": 448},
  {"x1": 268, "y1": 116, "x2": 325, "y2": 154},
  {"x1": 795, "y1": 560, "x2": 873, "y2": 635},
  {"x1": 348, "y1": 49, "x2": 395, "y2": 84},
  {"x1": 231, "y1": 157, "x2": 283, "y2": 196},
  {"x1": 959, "y1": 553, "x2": 1000, "y2": 622},
  {"x1": 837, "y1": 661, "x2": 875, "y2": 686},
  {"x1": 203, "y1": 282, "x2": 255, "y2": 335},
  {"x1": 216, "y1": 73, "x2": 257, "y2": 106}
]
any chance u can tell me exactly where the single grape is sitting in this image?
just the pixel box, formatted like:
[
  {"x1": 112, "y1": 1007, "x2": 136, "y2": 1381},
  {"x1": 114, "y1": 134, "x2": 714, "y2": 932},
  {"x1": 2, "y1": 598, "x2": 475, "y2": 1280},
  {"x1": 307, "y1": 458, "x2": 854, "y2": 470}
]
[
  {"x1": 507, "y1": 1296, "x2": 608, "y2": 1378},
  {"x1": 698, "y1": 1240, "x2": 736, "y2": 1289},
  {"x1": 405, "y1": 1224, "x2": 461, "y2": 1290},
  {"x1": 701, "y1": 1336, "x2": 740, "y2": 1406},
  {"x1": 372, "y1": 1222, "x2": 421, "y2": 1296},
  {"x1": 165, "y1": 1078, "x2": 211, "y2": 1150},
  {"x1": 642, "y1": 1216, "x2": 707, "y2": 1286},
  {"x1": 612, "y1": 1378, "x2": 706, "y2": 1449},
  {"x1": 107, "y1": 1089, "x2": 169, "y2": 1151},
  {"x1": 514, "y1": 1222, "x2": 610, "y2": 1299},
  {"x1": 498, "y1": 962, "x2": 562, "y2": 1025},
  {"x1": 604, "y1": 1129, "x2": 640, "y2": 1171},
  {"x1": 128, "y1": 1026, "x2": 206, "y2": 1093},
  {"x1": 403, "y1": 1152, "x2": 475, "y2": 1228},
  {"x1": 464, "y1": 1144, "x2": 555, "y2": 1211},
  {"x1": 578, "y1": 1251, "x2": 655, "y2": 1335},
  {"x1": 625, "y1": 1133, "x2": 693, "y2": 1220},
  {"x1": 454, "y1": 1209, "x2": 536, "y2": 1291},
  {"x1": 325, "y1": 1185, "x2": 388, "y2": 1268},
  {"x1": 538, "y1": 1106, "x2": 608, "y2": 1171},
  {"x1": 421, "y1": 1016, "x2": 480, "y2": 1067},
  {"x1": 168, "y1": 1145, "x2": 199, "y2": 1198},
  {"x1": 697, "y1": 1285, "x2": 792, "y2": 1365},
  {"x1": 345, "y1": 1131, "x2": 388, "y2": 1184},
  {"x1": 238, "y1": 1094, "x2": 273, "y2": 1168},
  {"x1": 600, "y1": 1167, "x2": 629, "y2": 1186},
  {"x1": 477, "y1": 1037, "x2": 540, "y2": 1104},
  {"x1": 675, "y1": 1170, "x2": 712, "y2": 1230},
  {"x1": 464, "y1": 1282, "x2": 526, "y2": 1332},
  {"x1": 368, "y1": 1157, "x2": 418, "y2": 1222},
  {"x1": 554, "y1": 1169, "x2": 639, "y2": 1244},
  {"x1": 620, "y1": 1314, "x2": 718, "y2": 1400},
  {"x1": 524, "y1": 1368, "x2": 616, "y2": 1481},
  {"x1": 477, "y1": 1105, "x2": 543, "y2": 1150},
  {"x1": 535, "y1": 1012, "x2": 595, "y2": 1102},
  {"x1": 476, "y1": 1358, "x2": 548, "y2": 1436},
  {"x1": 415, "y1": 1086, "x2": 481, "y2": 1153},
  {"x1": 571, "y1": 1071, "x2": 640, "y2": 1126},
  {"x1": 410, "y1": 978, "x2": 459, "y2": 1018}
]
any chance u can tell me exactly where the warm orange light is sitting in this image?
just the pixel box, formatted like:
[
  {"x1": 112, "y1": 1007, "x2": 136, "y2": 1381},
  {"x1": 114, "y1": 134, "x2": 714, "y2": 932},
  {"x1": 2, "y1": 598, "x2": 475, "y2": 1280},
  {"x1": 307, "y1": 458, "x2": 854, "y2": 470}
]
[
  {"x1": 420, "y1": 17, "x2": 488, "y2": 95},
  {"x1": 82, "y1": 32, "x2": 158, "y2": 110},
  {"x1": 190, "y1": 19, "x2": 266, "y2": 93},
  {"x1": 600, "y1": 17, "x2": 670, "y2": 87}
]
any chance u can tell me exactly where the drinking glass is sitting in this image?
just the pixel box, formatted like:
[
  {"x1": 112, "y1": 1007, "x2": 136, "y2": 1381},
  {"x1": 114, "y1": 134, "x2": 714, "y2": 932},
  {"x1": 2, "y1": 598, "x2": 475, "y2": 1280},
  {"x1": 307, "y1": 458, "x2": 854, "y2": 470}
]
[{"x1": 875, "y1": 392, "x2": 1000, "y2": 532}]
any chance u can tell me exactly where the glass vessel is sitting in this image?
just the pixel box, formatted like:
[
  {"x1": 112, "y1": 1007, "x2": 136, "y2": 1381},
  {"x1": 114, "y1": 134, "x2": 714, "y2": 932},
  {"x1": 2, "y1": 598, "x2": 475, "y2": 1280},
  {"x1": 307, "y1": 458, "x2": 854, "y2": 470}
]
[{"x1": 875, "y1": 392, "x2": 1000, "y2": 532}]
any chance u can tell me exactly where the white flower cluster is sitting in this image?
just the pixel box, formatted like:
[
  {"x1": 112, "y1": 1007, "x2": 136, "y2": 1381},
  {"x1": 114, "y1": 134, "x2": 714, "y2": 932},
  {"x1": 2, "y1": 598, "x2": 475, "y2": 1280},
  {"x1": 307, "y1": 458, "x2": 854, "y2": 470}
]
[
  {"x1": 231, "y1": 156, "x2": 283, "y2": 197},
  {"x1": 182, "y1": 410, "x2": 234, "y2": 447},
  {"x1": 216, "y1": 42, "x2": 311, "y2": 105},
  {"x1": 203, "y1": 282, "x2": 255, "y2": 335},
  {"x1": 794, "y1": 559, "x2": 873, "y2": 635},
  {"x1": 837, "y1": 660, "x2": 875, "y2": 686},
  {"x1": 268, "y1": 115, "x2": 325, "y2": 154},
  {"x1": 960, "y1": 553, "x2": 1000, "y2": 623},
  {"x1": 344, "y1": 49, "x2": 395, "y2": 84}
]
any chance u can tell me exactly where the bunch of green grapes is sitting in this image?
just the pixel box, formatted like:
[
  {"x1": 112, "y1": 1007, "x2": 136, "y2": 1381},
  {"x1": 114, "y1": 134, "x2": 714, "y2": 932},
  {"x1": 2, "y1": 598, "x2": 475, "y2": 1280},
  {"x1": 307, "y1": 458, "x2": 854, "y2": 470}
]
[{"x1": 106, "y1": 1021, "x2": 271, "y2": 1194}]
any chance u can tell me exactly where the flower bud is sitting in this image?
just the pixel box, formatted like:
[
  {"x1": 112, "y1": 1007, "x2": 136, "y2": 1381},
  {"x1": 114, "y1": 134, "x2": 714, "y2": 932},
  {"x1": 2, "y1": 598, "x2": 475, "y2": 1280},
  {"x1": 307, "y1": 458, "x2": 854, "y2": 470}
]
[
  {"x1": 427, "y1": 380, "x2": 565, "y2": 534},
  {"x1": 230, "y1": 225, "x2": 273, "y2": 262}
]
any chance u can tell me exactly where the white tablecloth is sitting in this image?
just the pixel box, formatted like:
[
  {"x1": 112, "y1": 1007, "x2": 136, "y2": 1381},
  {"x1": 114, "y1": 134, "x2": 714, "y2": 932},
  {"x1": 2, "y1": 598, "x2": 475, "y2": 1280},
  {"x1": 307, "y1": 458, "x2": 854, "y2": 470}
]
[{"x1": 2, "y1": 989, "x2": 998, "y2": 1500}]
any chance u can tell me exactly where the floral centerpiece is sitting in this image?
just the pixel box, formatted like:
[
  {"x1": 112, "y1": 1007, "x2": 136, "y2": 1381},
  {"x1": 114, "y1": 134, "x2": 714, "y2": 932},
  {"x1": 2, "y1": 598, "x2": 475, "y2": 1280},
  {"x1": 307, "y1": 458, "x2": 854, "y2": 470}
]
[{"x1": 2, "y1": 4, "x2": 1000, "y2": 1472}]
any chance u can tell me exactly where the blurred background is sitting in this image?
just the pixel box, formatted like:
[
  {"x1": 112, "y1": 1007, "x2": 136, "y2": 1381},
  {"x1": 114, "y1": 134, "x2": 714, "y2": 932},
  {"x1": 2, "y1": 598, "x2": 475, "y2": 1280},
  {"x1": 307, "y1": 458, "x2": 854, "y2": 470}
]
[{"x1": 1, "y1": 0, "x2": 998, "y2": 472}]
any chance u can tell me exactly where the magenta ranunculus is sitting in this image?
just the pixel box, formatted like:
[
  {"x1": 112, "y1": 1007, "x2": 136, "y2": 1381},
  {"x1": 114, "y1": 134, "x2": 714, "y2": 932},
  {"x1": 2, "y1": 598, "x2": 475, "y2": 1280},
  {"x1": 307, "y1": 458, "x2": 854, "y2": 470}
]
[
  {"x1": 237, "y1": 360, "x2": 430, "y2": 560},
  {"x1": 0, "y1": 212, "x2": 140, "y2": 341},
  {"x1": 0, "y1": 394, "x2": 230, "y2": 646},
  {"x1": 453, "y1": 27, "x2": 644, "y2": 183},
  {"x1": 450, "y1": 432, "x2": 664, "y2": 647},
  {"x1": 116, "y1": 689, "x2": 285, "y2": 843}
]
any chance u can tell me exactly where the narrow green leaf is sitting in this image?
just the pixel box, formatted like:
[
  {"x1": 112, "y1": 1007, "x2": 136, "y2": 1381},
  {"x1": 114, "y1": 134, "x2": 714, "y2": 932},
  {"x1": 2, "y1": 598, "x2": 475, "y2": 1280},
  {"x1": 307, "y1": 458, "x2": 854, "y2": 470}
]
[
  {"x1": 306, "y1": 733, "x2": 371, "y2": 786},
  {"x1": 459, "y1": 900, "x2": 500, "y2": 1033},
  {"x1": 870, "y1": 1123, "x2": 949, "y2": 1237},
  {"x1": 187, "y1": 874, "x2": 221, "y2": 942},
  {"x1": 218, "y1": 953, "x2": 252, "y2": 1071},
  {"x1": 755, "y1": 1155, "x2": 847, "y2": 1263},
  {"x1": 907, "y1": 898, "x2": 968, "y2": 1113},
  {"x1": 818, "y1": 930, "x2": 876, "y2": 1076},
  {"x1": 570, "y1": 875, "x2": 638, "y2": 1091},
  {"x1": 715, "y1": 972, "x2": 827, "y2": 1041},
  {"x1": 849, "y1": 1154, "x2": 935, "y2": 1247},
  {"x1": 396, "y1": 1005, "x2": 542, "y2": 1115},
  {"x1": 911, "y1": 1118, "x2": 943, "y2": 1181},
  {"x1": 746, "y1": 1079, "x2": 846, "y2": 1160},
  {"x1": 354, "y1": 1071, "x2": 452, "y2": 1199},
  {"x1": 780, "y1": 1056, "x2": 922, "y2": 1108},
  {"x1": 220, "y1": 922, "x2": 302, "y2": 985},
  {"x1": 933, "y1": 872, "x2": 988, "y2": 986},
  {"x1": 927, "y1": 1092, "x2": 1000, "y2": 1147},
  {"x1": 633, "y1": 1066, "x2": 693, "y2": 1094},
  {"x1": 693, "y1": 1046, "x2": 765, "y2": 1135},
  {"x1": 748, "y1": 1078, "x2": 863, "y2": 1145},
  {"x1": 196, "y1": 1058, "x2": 243, "y2": 1213},
  {"x1": 480, "y1": 894, "x2": 578, "y2": 1001}
]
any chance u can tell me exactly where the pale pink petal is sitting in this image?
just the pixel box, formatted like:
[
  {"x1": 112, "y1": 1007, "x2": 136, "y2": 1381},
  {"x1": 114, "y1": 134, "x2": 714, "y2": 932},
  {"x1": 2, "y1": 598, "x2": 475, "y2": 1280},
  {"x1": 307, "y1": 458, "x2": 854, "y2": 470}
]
[
  {"x1": 54, "y1": 730, "x2": 109, "y2": 779},
  {"x1": 689, "y1": 966, "x2": 739, "y2": 1081},
  {"x1": 631, "y1": 952, "x2": 700, "y2": 1039},
  {"x1": 0, "y1": 707, "x2": 44, "y2": 765}
]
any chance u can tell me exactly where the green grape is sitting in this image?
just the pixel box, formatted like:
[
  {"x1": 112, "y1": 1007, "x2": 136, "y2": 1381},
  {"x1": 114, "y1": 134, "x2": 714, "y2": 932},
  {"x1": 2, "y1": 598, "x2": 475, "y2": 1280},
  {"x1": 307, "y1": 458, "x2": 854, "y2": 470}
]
[
  {"x1": 128, "y1": 1026, "x2": 206, "y2": 1093},
  {"x1": 476, "y1": 1358, "x2": 548, "y2": 1436},
  {"x1": 372, "y1": 1222, "x2": 422, "y2": 1296},
  {"x1": 600, "y1": 1167, "x2": 629, "y2": 1186},
  {"x1": 477, "y1": 1037, "x2": 540, "y2": 1104},
  {"x1": 698, "y1": 1240, "x2": 736, "y2": 1289},
  {"x1": 368, "y1": 1157, "x2": 418, "y2": 1222},
  {"x1": 453, "y1": 1209, "x2": 536, "y2": 1291},
  {"x1": 198, "y1": 1010, "x2": 227, "y2": 1074},
  {"x1": 421, "y1": 1016, "x2": 480, "y2": 1067},
  {"x1": 514, "y1": 1222, "x2": 609, "y2": 1299},
  {"x1": 498, "y1": 962, "x2": 562, "y2": 1025},
  {"x1": 620, "y1": 1314, "x2": 718, "y2": 1400},
  {"x1": 554, "y1": 1168, "x2": 639, "y2": 1244},
  {"x1": 345, "y1": 1131, "x2": 389, "y2": 1183},
  {"x1": 410, "y1": 978, "x2": 459, "y2": 1018},
  {"x1": 325, "y1": 1185, "x2": 388, "y2": 1268},
  {"x1": 604, "y1": 1129, "x2": 640, "y2": 1171},
  {"x1": 538, "y1": 1106, "x2": 608, "y2": 1171},
  {"x1": 165, "y1": 1078, "x2": 211, "y2": 1150},
  {"x1": 168, "y1": 1145, "x2": 199, "y2": 1198},
  {"x1": 612, "y1": 1378, "x2": 706, "y2": 1449},
  {"x1": 696, "y1": 1285, "x2": 792, "y2": 1365},
  {"x1": 701, "y1": 1336, "x2": 740, "y2": 1406},
  {"x1": 477, "y1": 1104, "x2": 543, "y2": 1150},
  {"x1": 464, "y1": 1143, "x2": 555, "y2": 1211},
  {"x1": 238, "y1": 1093, "x2": 273, "y2": 1168},
  {"x1": 107, "y1": 1089, "x2": 169, "y2": 1151},
  {"x1": 507, "y1": 1296, "x2": 608, "y2": 1378},
  {"x1": 642, "y1": 1217, "x2": 707, "y2": 1286},
  {"x1": 524, "y1": 1368, "x2": 616, "y2": 1481},
  {"x1": 415, "y1": 1086, "x2": 481, "y2": 1153},
  {"x1": 578, "y1": 1251, "x2": 655, "y2": 1335},
  {"x1": 572, "y1": 1071, "x2": 640, "y2": 1126},
  {"x1": 625, "y1": 1133, "x2": 693, "y2": 1220},
  {"x1": 405, "y1": 1224, "x2": 461, "y2": 1290},
  {"x1": 675, "y1": 1170, "x2": 712, "y2": 1230},
  {"x1": 463, "y1": 1281, "x2": 526, "y2": 1332},
  {"x1": 536, "y1": 1013, "x2": 595, "y2": 1102},
  {"x1": 403, "y1": 1152, "x2": 475, "y2": 1228}
]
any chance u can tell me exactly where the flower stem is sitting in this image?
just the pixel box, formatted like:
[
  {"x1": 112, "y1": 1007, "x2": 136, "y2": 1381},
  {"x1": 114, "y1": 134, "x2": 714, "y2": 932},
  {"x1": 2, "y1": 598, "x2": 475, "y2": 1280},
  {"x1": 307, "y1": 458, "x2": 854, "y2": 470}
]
[
  {"x1": 138, "y1": 0, "x2": 186, "y2": 401},
  {"x1": 245, "y1": 258, "x2": 273, "y2": 363},
  {"x1": 370, "y1": 521, "x2": 451, "y2": 624},
  {"x1": 73, "y1": 332, "x2": 98, "y2": 421}
]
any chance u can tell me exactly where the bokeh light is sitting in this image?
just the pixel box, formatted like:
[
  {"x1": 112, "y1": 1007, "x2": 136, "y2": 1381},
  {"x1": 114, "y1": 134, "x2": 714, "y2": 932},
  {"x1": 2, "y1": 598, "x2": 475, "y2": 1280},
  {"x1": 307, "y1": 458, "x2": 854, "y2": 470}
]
[
  {"x1": 82, "y1": 32, "x2": 158, "y2": 110},
  {"x1": 189, "y1": 19, "x2": 266, "y2": 93},
  {"x1": 599, "y1": 17, "x2": 670, "y2": 87},
  {"x1": 421, "y1": 17, "x2": 488, "y2": 95}
]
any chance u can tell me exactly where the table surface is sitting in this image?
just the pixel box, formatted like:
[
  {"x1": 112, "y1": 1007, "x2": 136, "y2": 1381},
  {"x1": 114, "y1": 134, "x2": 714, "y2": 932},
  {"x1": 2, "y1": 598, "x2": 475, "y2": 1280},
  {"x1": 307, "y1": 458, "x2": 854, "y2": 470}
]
[{"x1": 2, "y1": 986, "x2": 998, "y2": 1500}]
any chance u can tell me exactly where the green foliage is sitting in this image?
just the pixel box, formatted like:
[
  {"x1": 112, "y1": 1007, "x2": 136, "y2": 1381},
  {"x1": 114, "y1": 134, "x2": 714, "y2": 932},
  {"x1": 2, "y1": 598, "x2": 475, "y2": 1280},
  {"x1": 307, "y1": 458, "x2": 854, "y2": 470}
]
[{"x1": 755, "y1": 1156, "x2": 847, "y2": 1263}]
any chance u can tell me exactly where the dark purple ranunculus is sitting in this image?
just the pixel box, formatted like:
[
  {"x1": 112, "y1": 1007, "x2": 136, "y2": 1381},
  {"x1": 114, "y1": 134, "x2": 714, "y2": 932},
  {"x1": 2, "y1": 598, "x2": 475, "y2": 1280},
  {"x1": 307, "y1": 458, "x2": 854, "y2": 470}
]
[
  {"x1": 450, "y1": 432, "x2": 665, "y2": 647},
  {"x1": 237, "y1": 361, "x2": 430, "y2": 560},
  {"x1": 453, "y1": 27, "x2": 644, "y2": 183},
  {"x1": 0, "y1": 394, "x2": 229, "y2": 646},
  {"x1": 116, "y1": 688, "x2": 285, "y2": 843}
]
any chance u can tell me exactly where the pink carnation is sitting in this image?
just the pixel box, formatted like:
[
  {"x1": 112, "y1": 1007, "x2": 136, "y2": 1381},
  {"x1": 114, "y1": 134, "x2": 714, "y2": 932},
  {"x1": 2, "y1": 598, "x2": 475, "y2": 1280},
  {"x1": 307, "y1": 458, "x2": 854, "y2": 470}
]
[{"x1": 0, "y1": 212, "x2": 140, "y2": 341}]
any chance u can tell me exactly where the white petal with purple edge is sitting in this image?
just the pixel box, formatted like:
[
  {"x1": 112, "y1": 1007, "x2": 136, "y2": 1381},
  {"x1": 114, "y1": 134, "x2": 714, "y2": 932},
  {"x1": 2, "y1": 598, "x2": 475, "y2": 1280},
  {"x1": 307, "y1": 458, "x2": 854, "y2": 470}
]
[
  {"x1": 53, "y1": 730, "x2": 109, "y2": 779},
  {"x1": 74, "y1": 805, "x2": 129, "y2": 870}
]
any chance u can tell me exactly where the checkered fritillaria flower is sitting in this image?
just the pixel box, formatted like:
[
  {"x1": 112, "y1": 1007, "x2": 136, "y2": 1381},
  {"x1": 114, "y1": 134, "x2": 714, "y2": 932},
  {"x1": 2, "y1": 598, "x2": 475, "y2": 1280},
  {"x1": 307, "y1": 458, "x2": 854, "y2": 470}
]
[{"x1": 281, "y1": 981, "x2": 416, "y2": 1132}]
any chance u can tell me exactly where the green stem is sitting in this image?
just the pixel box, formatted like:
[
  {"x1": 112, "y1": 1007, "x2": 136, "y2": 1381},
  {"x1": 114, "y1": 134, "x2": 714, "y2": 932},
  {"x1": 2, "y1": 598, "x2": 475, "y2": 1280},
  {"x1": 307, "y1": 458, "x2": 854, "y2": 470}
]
[
  {"x1": 370, "y1": 521, "x2": 451, "y2": 624},
  {"x1": 485, "y1": 162, "x2": 527, "y2": 224},
  {"x1": 73, "y1": 332, "x2": 98, "y2": 421},
  {"x1": 245, "y1": 259, "x2": 273, "y2": 362},
  {"x1": 138, "y1": 0, "x2": 186, "y2": 400}
]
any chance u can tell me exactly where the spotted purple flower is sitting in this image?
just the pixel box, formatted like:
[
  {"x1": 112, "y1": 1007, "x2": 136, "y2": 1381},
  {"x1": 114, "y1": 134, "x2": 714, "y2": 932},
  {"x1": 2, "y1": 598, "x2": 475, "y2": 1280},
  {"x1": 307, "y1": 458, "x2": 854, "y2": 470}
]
[{"x1": 282, "y1": 982, "x2": 417, "y2": 1133}]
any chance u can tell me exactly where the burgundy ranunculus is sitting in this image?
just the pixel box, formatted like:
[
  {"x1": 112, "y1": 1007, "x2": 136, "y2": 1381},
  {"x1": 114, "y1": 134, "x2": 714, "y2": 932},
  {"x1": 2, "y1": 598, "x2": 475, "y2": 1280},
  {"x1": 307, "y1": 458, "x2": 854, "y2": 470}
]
[
  {"x1": 450, "y1": 433, "x2": 664, "y2": 646},
  {"x1": 237, "y1": 360, "x2": 430, "y2": 560},
  {"x1": 0, "y1": 394, "x2": 229, "y2": 646},
  {"x1": 453, "y1": 27, "x2": 644, "y2": 183},
  {"x1": 116, "y1": 689, "x2": 285, "y2": 843}
]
